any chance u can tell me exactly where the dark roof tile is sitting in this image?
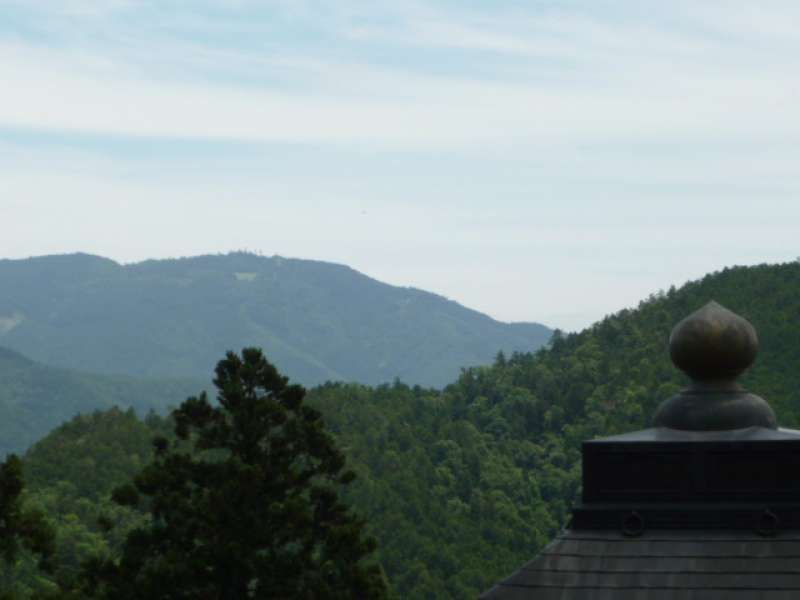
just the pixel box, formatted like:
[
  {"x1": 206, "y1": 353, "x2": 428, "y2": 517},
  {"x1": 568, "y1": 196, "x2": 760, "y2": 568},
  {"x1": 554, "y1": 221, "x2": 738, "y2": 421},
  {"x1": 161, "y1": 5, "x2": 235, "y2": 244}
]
[{"x1": 481, "y1": 530, "x2": 800, "y2": 599}]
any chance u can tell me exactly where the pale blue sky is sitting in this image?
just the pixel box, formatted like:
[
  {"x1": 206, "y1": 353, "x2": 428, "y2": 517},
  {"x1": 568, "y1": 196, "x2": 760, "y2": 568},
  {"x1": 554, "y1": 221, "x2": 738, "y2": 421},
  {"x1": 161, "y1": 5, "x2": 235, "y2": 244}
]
[{"x1": 2, "y1": 1, "x2": 799, "y2": 330}]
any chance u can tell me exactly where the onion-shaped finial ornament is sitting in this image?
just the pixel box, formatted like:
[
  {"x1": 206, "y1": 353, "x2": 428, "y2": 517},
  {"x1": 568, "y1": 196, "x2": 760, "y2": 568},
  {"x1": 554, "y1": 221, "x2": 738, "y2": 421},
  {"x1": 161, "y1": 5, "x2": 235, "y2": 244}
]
[
  {"x1": 669, "y1": 301, "x2": 758, "y2": 381},
  {"x1": 653, "y1": 301, "x2": 776, "y2": 431}
]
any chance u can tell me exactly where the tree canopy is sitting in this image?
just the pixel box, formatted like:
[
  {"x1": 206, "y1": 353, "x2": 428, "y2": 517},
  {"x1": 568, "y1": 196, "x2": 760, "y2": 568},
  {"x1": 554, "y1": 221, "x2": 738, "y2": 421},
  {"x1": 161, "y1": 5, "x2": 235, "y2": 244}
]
[
  {"x1": 72, "y1": 349, "x2": 387, "y2": 599},
  {"x1": 0, "y1": 454, "x2": 54, "y2": 600}
]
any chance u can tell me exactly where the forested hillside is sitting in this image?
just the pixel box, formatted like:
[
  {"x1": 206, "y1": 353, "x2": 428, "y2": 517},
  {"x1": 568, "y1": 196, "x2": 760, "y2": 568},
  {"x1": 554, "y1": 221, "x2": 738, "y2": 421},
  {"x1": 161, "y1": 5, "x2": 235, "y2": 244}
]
[
  {"x1": 6, "y1": 262, "x2": 800, "y2": 598},
  {"x1": 0, "y1": 347, "x2": 202, "y2": 456},
  {"x1": 0, "y1": 253, "x2": 551, "y2": 388},
  {"x1": 310, "y1": 263, "x2": 800, "y2": 597}
]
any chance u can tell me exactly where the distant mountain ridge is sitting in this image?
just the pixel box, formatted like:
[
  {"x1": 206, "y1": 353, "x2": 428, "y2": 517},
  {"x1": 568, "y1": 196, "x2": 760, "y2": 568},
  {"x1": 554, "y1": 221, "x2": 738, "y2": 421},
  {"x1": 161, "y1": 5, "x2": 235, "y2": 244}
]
[{"x1": 0, "y1": 252, "x2": 551, "y2": 387}]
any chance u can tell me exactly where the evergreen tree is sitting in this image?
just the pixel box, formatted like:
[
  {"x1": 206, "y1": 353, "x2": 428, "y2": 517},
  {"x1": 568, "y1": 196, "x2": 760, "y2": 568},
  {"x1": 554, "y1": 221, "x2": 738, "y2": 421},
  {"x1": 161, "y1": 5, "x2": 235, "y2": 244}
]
[
  {"x1": 77, "y1": 348, "x2": 387, "y2": 599},
  {"x1": 0, "y1": 455, "x2": 55, "y2": 600}
]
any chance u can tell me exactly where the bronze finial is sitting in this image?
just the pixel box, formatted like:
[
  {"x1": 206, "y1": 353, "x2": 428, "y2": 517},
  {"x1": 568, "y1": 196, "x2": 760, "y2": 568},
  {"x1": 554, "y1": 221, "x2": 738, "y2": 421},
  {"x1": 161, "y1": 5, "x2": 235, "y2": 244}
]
[
  {"x1": 669, "y1": 301, "x2": 758, "y2": 381},
  {"x1": 653, "y1": 301, "x2": 777, "y2": 431}
]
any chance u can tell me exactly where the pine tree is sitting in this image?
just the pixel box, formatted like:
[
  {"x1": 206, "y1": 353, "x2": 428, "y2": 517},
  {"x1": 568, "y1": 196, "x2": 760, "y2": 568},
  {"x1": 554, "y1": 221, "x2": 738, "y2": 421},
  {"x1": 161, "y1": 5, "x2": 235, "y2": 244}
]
[
  {"x1": 0, "y1": 454, "x2": 55, "y2": 600},
  {"x1": 76, "y1": 348, "x2": 387, "y2": 599}
]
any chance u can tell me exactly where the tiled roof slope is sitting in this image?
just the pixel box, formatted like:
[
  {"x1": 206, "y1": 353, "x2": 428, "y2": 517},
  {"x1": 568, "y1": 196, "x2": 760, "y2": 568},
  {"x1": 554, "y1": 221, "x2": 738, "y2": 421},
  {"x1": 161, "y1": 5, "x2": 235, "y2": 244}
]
[{"x1": 480, "y1": 529, "x2": 800, "y2": 599}]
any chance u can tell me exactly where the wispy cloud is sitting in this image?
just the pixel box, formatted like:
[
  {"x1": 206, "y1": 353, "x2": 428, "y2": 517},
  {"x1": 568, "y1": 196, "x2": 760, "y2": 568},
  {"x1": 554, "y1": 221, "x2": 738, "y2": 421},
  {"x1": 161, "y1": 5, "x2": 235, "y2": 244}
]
[
  {"x1": 1, "y1": 41, "x2": 798, "y2": 152},
  {"x1": 3, "y1": 1, "x2": 800, "y2": 329},
  {"x1": 2, "y1": 1, "x2": 799, "y2": 149}
]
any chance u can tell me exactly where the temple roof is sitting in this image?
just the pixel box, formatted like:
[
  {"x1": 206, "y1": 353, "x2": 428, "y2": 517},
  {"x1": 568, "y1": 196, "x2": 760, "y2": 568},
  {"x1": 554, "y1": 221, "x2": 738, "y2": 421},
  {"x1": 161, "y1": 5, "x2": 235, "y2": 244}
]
[{"x1": 481, "y1": 529, "x2": 800, "y2": 599}]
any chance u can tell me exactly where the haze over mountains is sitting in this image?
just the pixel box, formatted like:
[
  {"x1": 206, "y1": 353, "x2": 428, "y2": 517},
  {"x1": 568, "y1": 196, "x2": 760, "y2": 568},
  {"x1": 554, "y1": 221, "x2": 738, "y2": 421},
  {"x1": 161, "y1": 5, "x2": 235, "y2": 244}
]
[{"x1": 0, "y1": 252, "x2": 552, "y2": 389}]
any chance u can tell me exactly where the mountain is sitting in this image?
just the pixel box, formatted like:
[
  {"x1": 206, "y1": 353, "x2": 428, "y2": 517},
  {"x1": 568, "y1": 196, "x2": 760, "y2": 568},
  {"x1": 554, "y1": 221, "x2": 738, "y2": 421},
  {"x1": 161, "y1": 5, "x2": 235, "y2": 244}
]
[
  {"x1": 12, "y1": 262, "x2": 800, "y2": 598},
  {"x1": 0, "y1": 253, "x2": 552, "y2": 388},
  {"x1": 0, "y1": 345, "x2": 202, "y2": 456}
]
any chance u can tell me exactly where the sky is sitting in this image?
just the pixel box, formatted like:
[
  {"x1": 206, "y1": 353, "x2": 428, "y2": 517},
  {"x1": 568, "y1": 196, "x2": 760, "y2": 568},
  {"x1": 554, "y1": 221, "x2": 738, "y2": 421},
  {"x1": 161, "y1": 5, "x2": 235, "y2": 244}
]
[{"x1": 2, "y1": 1, "x2": 799, "y2": 331}]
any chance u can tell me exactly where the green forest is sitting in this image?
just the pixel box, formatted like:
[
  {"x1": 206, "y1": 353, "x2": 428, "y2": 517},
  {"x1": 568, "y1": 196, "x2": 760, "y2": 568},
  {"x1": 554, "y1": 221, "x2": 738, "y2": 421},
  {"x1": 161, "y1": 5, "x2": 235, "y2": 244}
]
[
  {"x1": 4, "y1": 262, "x2": 800, "y2": 598},
  {"x1": 0, "y1": 347, "x2": 201, "y2": 456}
]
